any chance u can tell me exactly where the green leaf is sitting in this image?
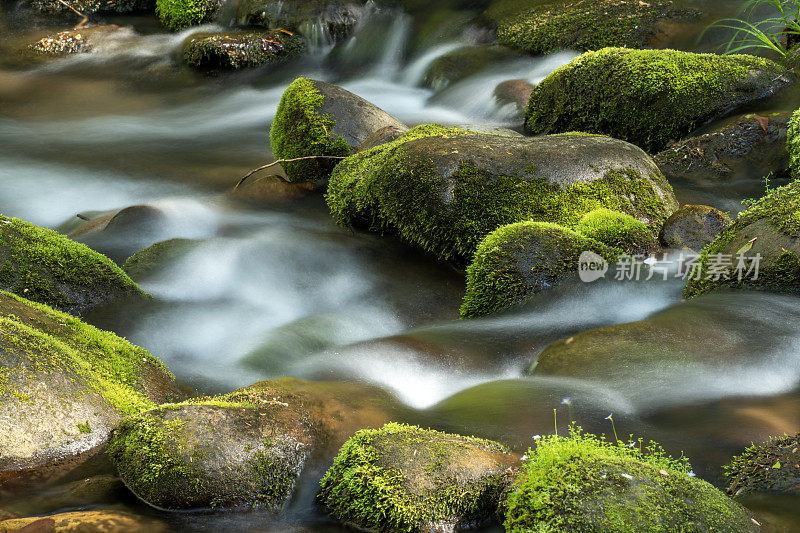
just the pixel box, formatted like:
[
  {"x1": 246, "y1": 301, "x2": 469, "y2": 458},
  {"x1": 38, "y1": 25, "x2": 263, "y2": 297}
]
[{"x1": 772, "y1": 461, "x2": 781, "y2": 469}]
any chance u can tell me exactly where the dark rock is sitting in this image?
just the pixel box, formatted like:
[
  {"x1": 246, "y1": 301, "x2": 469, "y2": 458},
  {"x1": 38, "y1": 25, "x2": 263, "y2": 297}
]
[
  {"x1": 494, "y1": 79, "x2": 534, "y2": 111},
  {"x1": 725, "y1": 433, "x2": 800, "y2": 496},
  {"x1": 182, "y1": 30, "x2": 304, "y2": 70},
  {"x1": 358, "y1": 123, "x2": 410, "y2": 152},
  {"x1": 122, "y1": 238, "x2": 200, "y2": 280},
  {"x1": 228, "y1": 175, "x2": 318, "y2": 205},
  {"x1": 424, "y1": 45, "x2": 520, "y2": 89},
  {"x1": 660, "y1": 205, "x2": 731, "y2": 252},
  {"x1": 236, "y1": 0, "x2": 364, "y2": 42}
]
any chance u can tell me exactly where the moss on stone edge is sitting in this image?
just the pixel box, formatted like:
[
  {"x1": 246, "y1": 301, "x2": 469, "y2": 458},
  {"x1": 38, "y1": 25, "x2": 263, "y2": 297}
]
[
  {"x1": 0, "y1": 214, "x2": 147, "y2": 313},
  {"x1": 504, "y1": 426, "x2": 753, "y2": 533},
  {"x1": 724, "y1": 434, "x2": 799, "y2": 496},
  {"x1": 318, "y1": 422, "x2": 511, "y2": 532},
  {"x1": 0, "y1": 290, "x2": 172, "y2": 414},
  {"x1": 156, "y1": 0, "x2": 219, "y2": 30},
  {"x1": 576, "y1": 208, "x2": 657, "y2": 253},
  {"x1": 270, "y1": 77, "x2": 351, "y2": 182},
  {"x1": 525, "y1": 47, "x2": 787, "y2": 153},
  {"x1": 788, "y1": 107, "x2": 800, "y2": 178},
  {"x1": 182, "y1": 31, "x2": 305, "y2": 70}
]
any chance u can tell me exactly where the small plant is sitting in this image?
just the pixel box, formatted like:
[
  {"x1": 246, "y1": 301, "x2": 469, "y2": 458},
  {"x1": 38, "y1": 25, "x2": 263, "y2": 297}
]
[{"x1": 701, "y1": 0, "x2": 800, "y2": 58}]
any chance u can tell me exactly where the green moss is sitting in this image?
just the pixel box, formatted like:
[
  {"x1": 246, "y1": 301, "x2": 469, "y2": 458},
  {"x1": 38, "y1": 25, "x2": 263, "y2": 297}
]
[
  {"x1": 123, "y1": 238, "x2": 199, "y2": 281},
  {"x1": 724, "y1": 434, "x2": 799, "y2": 495},
  {"x1": 0, "y1": 291, "x2": 172, "y2": 414},
  {"x1": 269, "y1": 77, "x2": 351, "y2": 182},
  {"x1": 788, "y1": 107, "x2": 800, "y2": 178},
  {"x1": 576, "y1": 208, "x2": 656, "y2": 253},
  {"x1": 77, "y1": 421, "x2": 92, "y2": 433},
  {"x1": 318, "y1": 422, "x2": 511, "y2": 532},
  {"x1": 182, "y1": 31, "x2": 305, "y2": 70},
  {"x1": 525, "y1": 47, "x2": 788, "y2": 153},
  {"x1": 504, "y1": 426, "x2": 753, "y2": 532},
  {"x1": 0, "y1": 214, "x2": 147, "y2": 313},
  {"x1": 156, "y1": 0, "x2": 219, "y2": 30}
]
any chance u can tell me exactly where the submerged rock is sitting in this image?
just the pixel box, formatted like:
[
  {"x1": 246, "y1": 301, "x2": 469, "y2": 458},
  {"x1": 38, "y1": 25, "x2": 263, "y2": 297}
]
[
  {"x1": 0, "y1": 214, "x2": 147, "y2": 315},
  {"x1": 182, "y1": 30, "x2": 304, "y2": 70},
  {"x1": 503, "y1": 429, "x2": 758, "y2": 532},
  {"x1": 318, "y1": 422, "x2": 517, "y2": 532},
  {"x1": 725, "y1": 433, "x2": 800, "y2": 496},
  {"x1": 659, "y1": 205, "x2": 731, "y2": 252},
  {"x1": 0, "y1": 509, "x2": 166, "y2": 532},
  {"x1": 236, "y1": 0, "x2": 363, "y2": 42},
  {"x1": 155, "y1": 0, "x2": 221, "y2": 30},
  {"x1": 227, "y1": 175, "x2": 318, "y2": 205},
  {"x1": 493, "y1": 79, "x2": 535, "y2": 112},
  {"x1": 525, "y1": 48, "x2": 793, "y2": 153},
  {"x1": 424, "y1": 45, "x2": 519, "y2": 89},
  {"x1": 122, "y1": 238, "x2": 200, "y2": 280},
  {"x1": 0, "y1": 291, "x2": 180, "y2": 488},
  {"x1": 270, "y1": 78, "x2": 406, "y2": 184},
  {"x1": 493, "y1": 0, "x2": 699, "y2": 54},
  {"x1": 27, "y1": 25, "x2": 128, "y2": 56},
  {"x1": 327, "y1": 127, "x2": 677, "y2": 262}
]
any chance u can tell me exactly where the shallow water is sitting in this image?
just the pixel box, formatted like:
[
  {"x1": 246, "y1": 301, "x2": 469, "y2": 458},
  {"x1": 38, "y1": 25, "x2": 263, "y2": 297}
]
[{"x1": 1, "y1": 0, "x2": 799, "y2": 530}]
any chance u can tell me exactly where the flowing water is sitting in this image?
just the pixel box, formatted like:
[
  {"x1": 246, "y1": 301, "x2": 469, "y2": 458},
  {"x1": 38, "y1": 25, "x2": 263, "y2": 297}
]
[{"x1": 1, "y1": 0, "x2": 799, "y2": 530}]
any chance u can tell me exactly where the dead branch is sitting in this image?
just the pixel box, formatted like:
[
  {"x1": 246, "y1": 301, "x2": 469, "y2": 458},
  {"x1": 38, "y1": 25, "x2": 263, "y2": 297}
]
[
  {"x1": 234, "y1": 155, "x2": 346, "y2": 190},
  {"x1": 56, "y1": 0, "x2": 89, "y2": 29}
]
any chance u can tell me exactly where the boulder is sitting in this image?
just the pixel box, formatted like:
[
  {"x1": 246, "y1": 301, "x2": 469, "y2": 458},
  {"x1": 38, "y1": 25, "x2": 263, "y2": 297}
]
[
  {"x1": 492, "y1": 0, "x2": 699, "y2": 54},
  {"x1": 0, "y1": 214, "x2": 147, "y2": 315},
  {"x1": 270, "y1": 78, "x2": 407, "y2": 184},
  {"x1": 122, "y1": 238, "x2": 200, "y2": 281},
  {"x1": 0, "y1": 509, "x2": 166, "y2": 533},
  {"x1": 182, "y1": 30, "x2": 305, "y2": 70},
  {"x1": 423, "y1": 45, "x2": 520, "y2": 89},
  {"x1": 524, "y1": 47, "x2": 794, "y2": 153},
  {"x1": 67, "y1": 205, "x2": 163, "y2": 240},
  {"x1": 327, "y1": 126, "x2": 678, "y2": 262},
  {"x1": 503, "y1": 429, "x2": 758, "y2": 532},
  {"x1": 318, "y1": 423, "x2": 517, "y2": 532},
  {"x1": 460, "y1": 221, "x2": 615, "y2": 318},
  {"x1": 1, "y1": 475, "x2": 126, "y2": 516},
  {"x1": 27, "y1": 25, "x2": 127, "y2": 56},
  {"x1": 660, "y1": 204, "x2": 731, "y2": 252},
  {"x1": 155, "y1": 0, "x2": 221, "y2": 30},
  {"x1": 683, "y1": 180, "x2": 800, "y2": 298},
  {"x1": 358, "y1": 123, "x2": 410, "y2": 152},
  {"x1": 0, "y1": 291, "x2": 180, "y2": 488},
  {"x1": 227, "y1": 175, "x2": 318, "y2": 205},
  {"x1": 494, "y1": 79, "x2": 535, "y2": 111},
  {"x1": 108, "y1": 378, "x2": 404, "y2": 510},
  {"x1": 725, "y1": 433, "x2": 800, "y2": 496},
  {"x1": 236, "y1": 0, "x2": 363, "y2": 42}
]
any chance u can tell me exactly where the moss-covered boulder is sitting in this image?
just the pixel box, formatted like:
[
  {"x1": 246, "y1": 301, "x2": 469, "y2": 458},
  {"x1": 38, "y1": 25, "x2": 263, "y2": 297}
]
[
  {"x1": 493, "y1": 0, "x2": 698, "y2": 55},
  {"x1": 270, "y1": 78, "x2": 407, "y2": 184},
  {"x1": 182, "y1": 30, "x2": 304, "y2": 70},
  {"x1": 725, "y1": 434, "x2": 800, "y2": 496},
  {"x1": 503, "y1": 428, "x2": 758, "y2": 532},
  {"x1": 0, "y1": 509, "x2": 166, "y2": 533},
  {"x1": 660, "y1": 204, "x2": 731, "y2": 252},
  {"x1": 0, "y1": 215, "x2": 147, "y2": 315},
  {"x1": 0, "y1": 291, "x2": 180, "y2": 488},
  {"x1": 318, "y1": 423, "x2": 517, "y2": 532},
  {"x1": 684, "y1": 180, "x2": 800, "y2": 297},
  {"x1": 156, "y1": 0, "x2": 221, "y2": 30},
  {"x1": 27, "y1": 25, "x2": 128, "y2": 56},
  {"x1": 576, "y1": 208, "x2": 659, "y2": 256},
  {"x1": 122, "y1": 238, "x2": 200, "y2": 281},
  {"x1": 328, "y1": 127, "x2": 677, "y2": 263},
  {"x1": 460, "y1": 222, "x2": 615, "y2": 318},
  {"x1": 109, "y1": 378, "x2": 404, "y2": 510},
  {"x1": 788, "y1": 107, "x2": 800, "y2": 177},
  {"x1": 525, "y1": 48, "x2": 793, "y2": 153},
  {"x1": 236, "y1": 0, "x2": 362, "y2": 42},
  {"x1": 424, "y1": 45, "x2": 520, "y2": 89}
]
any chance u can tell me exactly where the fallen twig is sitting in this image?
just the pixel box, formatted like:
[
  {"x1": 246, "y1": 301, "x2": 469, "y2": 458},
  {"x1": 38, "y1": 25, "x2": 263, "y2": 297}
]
[
  {"x1": 56, "y1": 0, "x2": 89, "y2": 29},
  {"x1": 234, "y1": 155, "x2": 346, "y2": 190}
]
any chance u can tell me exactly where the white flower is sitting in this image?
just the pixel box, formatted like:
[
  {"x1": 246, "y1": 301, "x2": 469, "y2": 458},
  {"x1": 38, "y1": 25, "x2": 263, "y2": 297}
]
[
  {"x1": 532, "y1": 435, "x2": 542, "y2": 440},
  {"x1": 561, "y1": 397, "x2": 572, "y2": 405},
  {"x1": 687, "y1": 470, "x2": 696, "y2": 477},
  {"x1": 604, "y1": 413, "x2": 613, "y2": 420},
  {"x1": 521, "y1": 454, "x2": 528, "y2": 461},
  {"x1": 628, "y1": 442, "x2": 636, "y2": 448}
]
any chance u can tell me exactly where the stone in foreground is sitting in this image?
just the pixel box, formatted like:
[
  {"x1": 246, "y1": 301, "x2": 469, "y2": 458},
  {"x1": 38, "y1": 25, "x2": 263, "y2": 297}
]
[{"x1": 725, "y1": 433, "x2": 800, "y2": 496}]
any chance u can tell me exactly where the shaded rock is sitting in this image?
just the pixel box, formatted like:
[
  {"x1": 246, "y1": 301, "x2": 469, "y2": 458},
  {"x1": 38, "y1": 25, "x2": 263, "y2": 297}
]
[
  {"x1": 318, "y1": 423, "x2": 517, "y2": 532},
  {"x1": 122, "y1": 238, "x2": 200, "y2": 281},
  {"x1": 328, "y1": 125, "x2": 678, "y2": 262},
  {"x1": 660, "y1": 204, "x2": 731, "y2": 252},
  {"x1": 182, "y1": 30, "x2": 304, "y2": 70},
  {"x1": 0, "y1": 509, "x2": 166, "y2": 533},
  {"x1": 31, "y1": 0, "x2": 154, "y2": 15},
  {"x1": 525, "y1": 47, "x2": 794, "y2": 153},
  {"x1": 493, "y1": 0, "x2": 699, "y2": 54},
  {"x1": 228, "y1": 175, "x2": 318, "y2": 205},
  {"x1": 2, "y1": 475, "x2": 126, "y2": 516},
  {"x1": 67, "y1": 205, "x2": 163, "y2": 241},
  {"x1": 0, "y1": 214, "x2": 147, "y2": 315},
  {"x1": 0, "y1": 291, "x2": 181, "y2": 488},
  {"x1": 503, "y1": 429, "x2": 758, "y2": 532},
  {"x1": 424, "y1": 45, "x2": 519, "y2": 89},
  {"x1": 358, "y1": 123, "x2": 410, "y2": 152},
  {"x1": 155, "y1": 0, "x2": 222, "y2": 30},
  {"x1": 725, "y1": 434, "x2": 800, "y2": 496},
  {"x1": 27, "y1": 25, "x2": 128, "y2": 56},
  {"x1": 270, "y1": 78, "x2": 406, "y2": 184},
  {"x1": 236, "y1": 0, "x2": 363, "y2": 42},
  {"x1": 494, "y1": 79, "x2": 534, "y2": 111}
]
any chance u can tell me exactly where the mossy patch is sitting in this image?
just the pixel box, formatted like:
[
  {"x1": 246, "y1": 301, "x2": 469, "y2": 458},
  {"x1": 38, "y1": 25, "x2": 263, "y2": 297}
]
[
  {"x1": 576, "y1": 208, "x2": 658, "y2": 255},
  {"x1": 122, "y1": 238, "x2": 199, "y2": 281},
  {"x1": 156, "y1": 0, "x2": 220, "y2": 30},
  {"x1": 788, "y1": 107, "x2": 800, "y2": 178},
  {"x1": 182, "y1": 30, "x2": 305, "y2": 70},
  {"x1": 724, "y1": 433, "x2": 800, "y2": 496}
]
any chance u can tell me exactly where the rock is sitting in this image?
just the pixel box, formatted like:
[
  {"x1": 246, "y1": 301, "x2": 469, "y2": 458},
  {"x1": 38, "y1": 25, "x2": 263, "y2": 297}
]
[
  {"x1": 270, "y1": 78, "x2": 406, "y2": 184},
  {"x1": 683, "y1": 180, "x2": 800, "y2": 297},
  {"x1": 108, "y1": 378, "x2": 404, "y2": 510},
  {"x1": 525, "y1": 47, "x2": 794, "y2": 153},
  {"x1": 492, "y1": 0, "x2": 699, "y2": 54},
  {"x1": 423, "y1": 45, "x2": 520, "y2": 89},
  {"x1": 655, "y1": 113, "x2": 792, "y2": 184},
  {"x1": 0, "y1": 291, "x2": 181, "y2": 488},
  {"x1": 236, "y1": 0, "x2": 363, "y2": 42},
  {"x1": 327, "y1": 126, "x2": 678, "y2": 262},
  {"x1": 227, "y1": 175, "x2": 318, "y2": 205},
  {"x1": 318, "y1": 423, "x2": 517, "y2": 532},
  {"x1": 0, "y1": 215, "x2": 148, "y2": 315},
  {"x1": 725, "y1": 433, "x2": 800, "y2": 496},
  {"x1": 2, "y1": 475, "x2": 126, "y2": 516},
  {"x1": 0, "y1": 509, "x2": 166, "y2": 533},
  {"x1": 182, "y1": 30, "x2": 304, "y2": 70},
  {"x1": 503, "y1": 429, "x2": 758, "y2": 532},
  {"x1": 660, "y1": 205, "x2": 731, "y2": 252},
  {"x1": 494, "y1": 79, "x2": 535, "y2": 111},
  {"x1": 30, "y1": 0, "x2": 154, "y2": 15},
  {"x1": 27, "y1": 25, "x2": 127, "y2": 56},
  {"x1": 358, "y1": 124, "x2": 410, "y2": 152},
  {"x1": 122, "y1": 238, "x2": 200, "y2": 280},
  {"x1": 155, "y1": 0, "x2": 222, "y2": 30},
  {"x1": 576, "y1": 208, "x2": 660, "y2": 256},
  {"x1": 67, "y1": 205, "x2": 163, "y2": 241},
  {"x1": 788, "y1": 107, "x2": 800, "y2": 177},
  {"x1": 454, "y1": 124, "x2": 524, "y2": 137},
  {"x1": 460, "y1": 221, "x2": 615, "y2": 318}
]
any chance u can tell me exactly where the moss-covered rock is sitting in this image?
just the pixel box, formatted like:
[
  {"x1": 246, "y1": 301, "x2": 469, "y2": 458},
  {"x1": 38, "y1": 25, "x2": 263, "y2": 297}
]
[
  {"x1": 236, "y1": 0, "x2": 363, "y2": 42},
  {"x1": 460, "y1": 221, "x2": 615, "y2": 318},
  {"x1": 788, "y1": 107, "x2": 800, "y2": 177},
  {"x1": 318, "y1": 422, "x2": 517, "y2": 532},
  {"x1": 493, "y1": 0, "x2": 698, "y2": 55},
  {"x1": 182, "y1": 30, "x2": 304, "y2": 70},
  {"x1": 0, "y1": 509, "x2": 166, "y2": 533},
  {"x1": 270, "y1": 78, "x2": 406, "y2": 184},
  {"x1": 503, "y1": 428, "x2": 757, "y2": 532},
  {"x1": 156, "y1": 0, "x2": 221, "y2": 30},
  {"x1": 660, "y1": 204, "x2": 731, "y2": 252},
  {"x1": 423, "y1": 45, "x2": 520, "y2": 89},
  {"x1": 109, "y1": 378, "x2": 404, "y2": 510},
  {"x1": 0, "y1": 291, "x2": 180, "y2": 488},
  {"x1": 576, "y1": 208, "x2": 659, "y2": 256},
  {"x1": 525, "y1": 47, "x2": 793, "y2": 153},
  {"x1": 0, "y1": 214, "x2": 148, "y2": 315},
  {"x1": 683, "y1": 180, "x2": 800, "y2": 297},
  {"x1": 122, "y1": 238, "x2": 200, "y2": 281},
  {"x1": 30, "y1": 0, "x2": 154, "y2": 15},
  {"x1": 328, "y1": 127, "x2": 677, "y2": 263},
  {"x1": 725, "y1": 433, "x2": 800, "y2": 496},
  {"x1": 27, "y1": 25, "x2": 128, "y2": 56}
]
